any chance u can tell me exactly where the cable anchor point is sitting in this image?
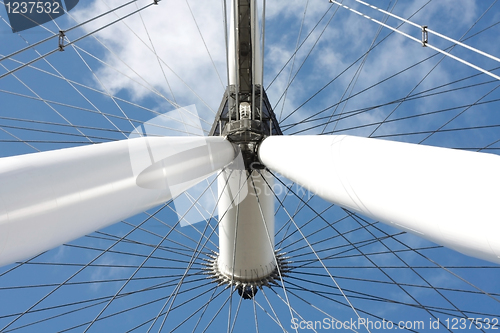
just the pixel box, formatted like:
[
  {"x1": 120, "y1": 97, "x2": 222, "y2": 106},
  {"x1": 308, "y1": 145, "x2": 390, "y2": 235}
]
[
  {"x1": 58, "y1": 31, "x2": 66, "y2": 51},
  {"x1": 421, "y1": 25, "x2": 428, "y2": 47}
]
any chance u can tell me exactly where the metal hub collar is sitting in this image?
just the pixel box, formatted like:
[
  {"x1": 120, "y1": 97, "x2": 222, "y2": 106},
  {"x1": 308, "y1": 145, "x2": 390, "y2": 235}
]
[{"x1": 202, "y1": 250, "x2": 292, "y2": 299}]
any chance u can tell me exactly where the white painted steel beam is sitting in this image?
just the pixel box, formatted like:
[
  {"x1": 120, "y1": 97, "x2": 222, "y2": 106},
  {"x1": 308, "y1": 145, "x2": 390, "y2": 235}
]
[
  {"x1": 259, "y1": 135, "x2": 500, "y2": 264},
  {"x1": 0, "y1": 136, "x2": 235, "y2": 266},
  {"x1": 228, "y1": 0, "x2": 262, "y2": 87},
  {"x1": 217, "y1": 169, "x2": 275, "y2": 282}
]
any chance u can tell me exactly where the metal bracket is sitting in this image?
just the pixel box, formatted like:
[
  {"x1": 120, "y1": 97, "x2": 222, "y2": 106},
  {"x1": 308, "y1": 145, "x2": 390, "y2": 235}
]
[
  {"x1": 421, "y1": 25, "x2": 428, "y2": 47},
  {"x1": 58, "y1": 31, "x2": 66, "y2": 51}
]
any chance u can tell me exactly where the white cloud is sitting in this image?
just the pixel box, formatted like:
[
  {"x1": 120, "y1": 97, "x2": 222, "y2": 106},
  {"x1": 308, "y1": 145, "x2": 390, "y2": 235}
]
[{"x1": 71, "y1": 0, "x2": 228, "y2": 120}]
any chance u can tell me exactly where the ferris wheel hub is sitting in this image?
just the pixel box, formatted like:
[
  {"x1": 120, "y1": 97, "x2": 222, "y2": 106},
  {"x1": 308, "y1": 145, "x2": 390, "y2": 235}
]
[{"x1": 203, "y1": 250, "x2": 291, "y2": 299}]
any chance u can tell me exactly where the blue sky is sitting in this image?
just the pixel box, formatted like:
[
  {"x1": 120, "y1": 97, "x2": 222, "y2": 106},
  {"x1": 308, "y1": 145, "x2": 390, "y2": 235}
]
[{"x1": 0, "y1": 0, "x2": 499, "y2": 331}]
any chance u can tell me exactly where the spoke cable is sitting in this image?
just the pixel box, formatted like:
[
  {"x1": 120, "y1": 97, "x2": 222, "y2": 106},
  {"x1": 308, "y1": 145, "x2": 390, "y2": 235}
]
[
  {"x1": 0, "y1": 1, "x2": 159, "y2": 81},
  {"x1": 330, "y1": 0, "x2": 500, "y2": 82}
]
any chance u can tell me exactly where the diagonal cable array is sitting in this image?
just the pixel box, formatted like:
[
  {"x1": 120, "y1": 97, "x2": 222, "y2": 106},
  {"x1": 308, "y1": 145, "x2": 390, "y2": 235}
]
[
  {"x1": 330, "y1": 0, "x2": 500, "y2": 81},
  {"x1": 0, "y1": 0, "x2": 161, "y2": 80}
]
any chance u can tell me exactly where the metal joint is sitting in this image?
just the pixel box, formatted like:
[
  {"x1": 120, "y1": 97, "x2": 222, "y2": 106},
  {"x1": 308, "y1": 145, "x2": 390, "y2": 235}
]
[
  {"x1": 58, "y1": 31, "x2": 66, "y2": 51},
  {"x1": 421, "y1": 25, "x2": 428, "y2": 47}
]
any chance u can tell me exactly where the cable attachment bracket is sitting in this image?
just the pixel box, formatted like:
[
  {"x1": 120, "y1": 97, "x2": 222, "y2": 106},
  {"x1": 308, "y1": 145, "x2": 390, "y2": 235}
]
[
  {"x1": 58, "y1": 31, "x2": 66, "y2": 51},
  {"x1": 421, "y1": 25, "x2": 428, "y2": 47}
]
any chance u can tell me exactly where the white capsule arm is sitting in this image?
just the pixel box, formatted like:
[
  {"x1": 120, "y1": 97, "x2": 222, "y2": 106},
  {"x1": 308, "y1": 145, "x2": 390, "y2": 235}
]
[
  {"x1": 0, "y1": 136, "x2": 235, "y2": 267},
  {"x1": 259, "y1": 135, "x2": 500, "y2": 264}
]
